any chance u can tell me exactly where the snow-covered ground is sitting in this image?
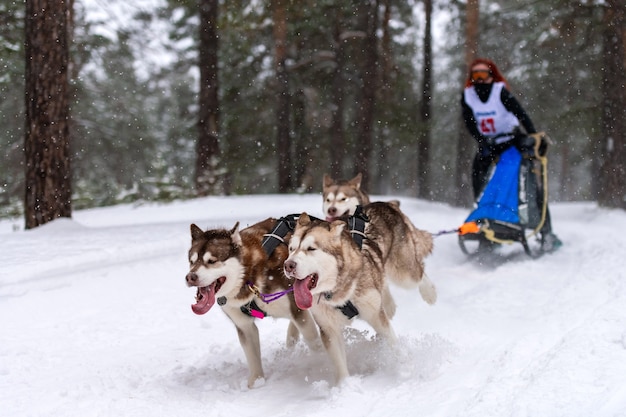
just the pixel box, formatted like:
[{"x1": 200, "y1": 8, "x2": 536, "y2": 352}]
[{"x1": 2, "y1": 194, "x2": 625, "y2": 417}]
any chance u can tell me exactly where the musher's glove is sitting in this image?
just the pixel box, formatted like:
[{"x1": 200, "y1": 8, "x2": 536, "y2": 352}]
[
  {"x1": 477, "y1": 134, "x2": 496, "y2": 147},
  {"x1": 515, "y1": 134, "x2": 536, "y2": 151}
]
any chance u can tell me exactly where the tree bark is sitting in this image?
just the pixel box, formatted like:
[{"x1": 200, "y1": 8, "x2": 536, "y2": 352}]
[
  {"x1": 24, "y1": 0, "x2": 72, "y2": 229},
  {"x1": 454, "y1": 0, "x2": 479, "y2": 207},
  {"x1": 293, "y1": 88, "x2": 308, "y2": 190},
  {"x1": 273, "y1": 0, "x2": 292, "y2": 193},
  {"x1": 329, "y1": 15, "x2": 346, "y2": 180},
  {"x1": 376, "y1": 0, "x2": 392, "y2": 194},
  {"x1": 354, "y1": 0, "x2": 379, "y2": 190},
  {"x1": 598, "y1": 0, "x2": 626, "y2": 208},
  {"x1": 417, "y1": 0, "x2": 433, "y2": 199},
  {"x1": 196, "y1": 0, "x2": 221, "y2": 196}
]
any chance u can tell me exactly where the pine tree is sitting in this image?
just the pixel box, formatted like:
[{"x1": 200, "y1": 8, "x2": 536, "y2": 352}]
[{"x1": 24, "y1": 0, "x2": 72, "y2": 228}]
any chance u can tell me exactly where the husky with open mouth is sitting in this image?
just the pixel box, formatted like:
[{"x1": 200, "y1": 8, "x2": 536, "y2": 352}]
[
  {"x1": 186, "y1": 219, "x2": 320, "y2": 388},
  {"x1": 283, "y1": 213, "x2": 399, "y2": 384}
]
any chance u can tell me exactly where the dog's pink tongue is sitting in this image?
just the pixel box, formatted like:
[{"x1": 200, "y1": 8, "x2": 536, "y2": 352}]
[
  {"x1": 293, "y1": 277, "x2": 313, "y2": 310},
  {"x1": 191, "y1": 284, "x2": 216, "y2": 315}
]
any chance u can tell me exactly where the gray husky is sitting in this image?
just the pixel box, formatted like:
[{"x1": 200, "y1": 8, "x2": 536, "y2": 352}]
[
  {"x1": 322, "y1": 173, "x2": 371, "y2": 221},
  {"x1": 323, "y1": 174, "x2": 436, "y2": 302}
]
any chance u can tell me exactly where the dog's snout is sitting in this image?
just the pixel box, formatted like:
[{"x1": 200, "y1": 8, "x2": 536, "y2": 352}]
[
  {"x1": 328, "y1": 207, "x2": 337, "y2": 216},
  {"x1": 186, "y1": 272, "x2": 198, "y2": 284},
  {"x1": 284, "y1": 260, "x2": 297, "y2": 275}
]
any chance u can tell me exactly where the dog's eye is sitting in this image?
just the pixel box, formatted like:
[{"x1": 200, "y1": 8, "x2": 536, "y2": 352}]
[
  {"x1": 307, "y1": 246, "x2": 316, "y2": 252},
  {"x1": 207, "y1": 259, "x2": 217, "y2": 265}
]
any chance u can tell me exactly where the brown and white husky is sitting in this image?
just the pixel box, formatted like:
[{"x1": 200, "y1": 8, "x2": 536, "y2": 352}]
[{"x1": 185, "y1": 219, "x2": 320, "y2": 388}]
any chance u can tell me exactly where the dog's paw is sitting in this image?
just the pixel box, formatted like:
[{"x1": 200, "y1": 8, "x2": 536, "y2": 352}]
[{"x1": 247, "y1": 375, "x2": 266, "y2": 389}]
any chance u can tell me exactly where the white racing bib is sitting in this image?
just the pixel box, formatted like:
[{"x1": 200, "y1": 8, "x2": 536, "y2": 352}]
[{"x1": 464, "y1": 82, "x2": 519, "y2": 143}]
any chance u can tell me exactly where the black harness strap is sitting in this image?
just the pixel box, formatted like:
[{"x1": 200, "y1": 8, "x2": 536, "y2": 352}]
[
  {"x1": 219, "y1": 295, "x2": 268, "y2": 318},
  {"x1": 262, "y1": 209, "x2": 369, "y2": 256},
  {"x1": 337, "y1": 300, "x2": 359, "y2": 319},
  {"x1": 260, "y1": 211, "x2": 368, "y2": 319},
  {"x1": 348, "y1": 206, "x2": 369, "y2": 249},
  {"x1": 240, "y1": 299, "x2": 268, "y2": 318},
  {"x1": 322, "y1": 292, "x2": 359, "y2": 319},
  {"x1": 261, "y1": 214, "x2": 299, "y2": 256}
]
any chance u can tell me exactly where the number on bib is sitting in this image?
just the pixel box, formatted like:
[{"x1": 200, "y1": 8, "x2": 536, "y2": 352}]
[{"x1": 480, "y1": 118, "x2": 495, "y2": 134}]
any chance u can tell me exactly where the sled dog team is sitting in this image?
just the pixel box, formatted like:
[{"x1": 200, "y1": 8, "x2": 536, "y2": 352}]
[{"x1": 185, "y1": 173, "x2": 436, "y2": 388}]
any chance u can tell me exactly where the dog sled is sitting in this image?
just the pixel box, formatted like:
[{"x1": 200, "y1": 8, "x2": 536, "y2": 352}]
[{"x1": 457, "y1": 132, "x2": 551, "y2": 258}]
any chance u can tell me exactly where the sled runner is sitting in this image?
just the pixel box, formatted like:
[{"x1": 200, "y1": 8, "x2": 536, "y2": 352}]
[{"x1": 458, "y1": 132, "x2": 551, "y2": 258}]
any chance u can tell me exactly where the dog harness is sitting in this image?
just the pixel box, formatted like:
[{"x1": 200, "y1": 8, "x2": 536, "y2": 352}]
[
  {"x1": 320, "y1": 292, "x2": 359, "y2": 319},
  {"x1": 217, "y1": 295, "x2": 268, "y2": 319},
  {"x1": 261, "y1": 208, "x2": 369, "y2": 253},
  {"x1": 345, "y1": 205, "x2": 369, "y2": 249},
  {"x1": 241, "y1": 209, "x2": 370, "y2": 320}
]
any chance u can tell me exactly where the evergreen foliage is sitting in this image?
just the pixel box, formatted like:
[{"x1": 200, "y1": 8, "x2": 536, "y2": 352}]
[{"x1": 1, "y1": 0, "x2": 624, "y2": 218}]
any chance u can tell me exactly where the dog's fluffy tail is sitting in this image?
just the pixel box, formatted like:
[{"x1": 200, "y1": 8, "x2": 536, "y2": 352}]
[{"x1": 418, "y1": 273, "x2": 437, "y2": 305}]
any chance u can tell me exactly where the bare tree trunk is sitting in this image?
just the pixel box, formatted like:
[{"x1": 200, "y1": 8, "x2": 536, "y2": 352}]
[
  {"x1": 377, "y1": 0, "x2": 392, "y2": 194},
  {"x1": 454, "y1": 0, "x2": 479, "y2": 207},
  {"x1": 329, "y1": 16, "x2": 346, "y2": 180},
  {"x1": 354, "y1": 0, "x2": 379, "y2": 191},
  {"x1": 273, "y1": 0, "x2": 292, "y2": 193},
  {"x1": 598, "y1": 0, "x2": 626, "y2": 208},
  {"x1": 24, "y1": 0, "x2": 72, "y2": 229},
  {"x1": 196, "y1": 0, "x2": 221, "y2": 196},
  {"x1": 417, "y1": 0, "x2": 433, "y2": 200},
  {"x1": 293, "y1": 89, "x2": 308, "y2": 190}
]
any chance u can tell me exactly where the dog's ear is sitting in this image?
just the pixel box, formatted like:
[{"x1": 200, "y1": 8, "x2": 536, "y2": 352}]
[
  {"x1": 190, "y1": 224, "x2": 204, "y2": 240},
  {"x1": 349, "y1": 173, "x2": 363, "y2": 189},
  {"x1": 229, "y1": 222, "x2": 242, "y2": 246},
  {"x1": 330, "y1": 220, "x2": 346, "y2": 237},
  {"x1": 323, "y1": 174, "x2": 333, "y2": 189},
  {"x1": 297, "y1": 212, "x2": 311, "y2": 226}
]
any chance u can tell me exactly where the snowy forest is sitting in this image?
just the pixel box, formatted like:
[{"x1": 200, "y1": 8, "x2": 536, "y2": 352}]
[{"x1": 1, "y1": 0, "x2": 625, "y2": 227}]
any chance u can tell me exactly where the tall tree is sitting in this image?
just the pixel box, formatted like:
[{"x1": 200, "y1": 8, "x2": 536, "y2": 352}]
[
  {"x1": 417, "y1": 0, "x2": 433, "y2": 199},
  {"x1": 454, "y1": 0, "x2": 479, "y2": 206},
  {"x1": 24, "y1": 0, "x2": 72, "y2": 229},
  {"x1": 354, "y1": 0, "x2": 380, "y2": 190},
  {"x1": 0, "y1": 1, "x2": 26, "y2": 211},
  {"x1": 273, "y1": 0, "x2": 292, "y2": 193},
  {"x1": 598, "y1": 0, "x2": 626, "y2": 208},
  {"x1": 329, "y1": 11, "x2": 346, "y2": 180},
  {"x1": 196, "y1": 0, "x2": 221, "y2": 196},
  {"x1": 375, "y1": 0, "x2": 392, "y2": 193}
]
